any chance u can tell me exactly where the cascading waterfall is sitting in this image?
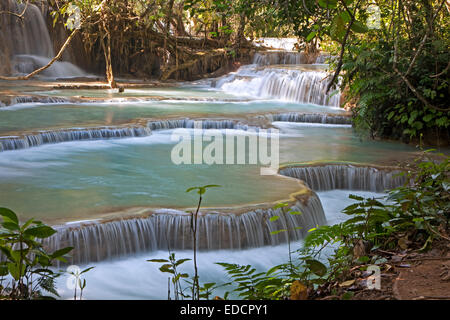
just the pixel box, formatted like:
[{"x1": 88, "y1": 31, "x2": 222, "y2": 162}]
[
  {"x1": 253, "y1": 51, "x2": 307, "y2": 66},
  {"x1": 147, "y1": 118, "x2": 253, "y2": 131},
  {"x1": 280, "y1": 165, "x2": 408, "y2": 192},
  {"x1": 0, "y1": 0, "x2": 86, "y2": 77},
  {"x1": 0, "y1": 0, "x2": 54, "y2": 58},
  {"x1": 252, "y1": 38, "x2": 299, "y2": 51},
  {"x1": 0, "y1": 119, "x2": 257, "y2": 151},
  {"x1": 0, "y1": 126, "x2": 151, "y2": 152},
  {"x1": 315, "y1": 54, "x2": 333, "y2": 64},
  {"x1": 43, "y1": 195, "x2": 326, "y2": 264},
  {"x1": 12, "y1": 54, "x2": 86, "y2": 78},
  {"x1": 10, "y1": 96, "x2": 73, "y2": 105},
  {"x1": 215, "y1": 66, "x2": 341, "y2": 107},
  {"x1": 266, "y1": 113, "x2": 352, "y2": 125}
]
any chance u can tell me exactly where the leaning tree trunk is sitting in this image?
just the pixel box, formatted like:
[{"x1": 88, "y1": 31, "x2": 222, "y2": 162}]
[{"x1": 101, "y1": 32, "x2": 117, "y2": 89}]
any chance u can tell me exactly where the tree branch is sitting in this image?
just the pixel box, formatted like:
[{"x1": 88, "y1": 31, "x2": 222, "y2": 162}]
[
  {"x1": 0, "y1": 0, "x2": 29, "y2": 20},
  {"x1": 405, "y1": 0, "x2": 446, "y2": 77},
  {"x1": 0, "y1": 29, "x2": 78, "y2": 81}
]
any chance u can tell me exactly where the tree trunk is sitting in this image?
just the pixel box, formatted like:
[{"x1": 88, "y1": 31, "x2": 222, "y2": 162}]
[
  {"x1": 163, "y1": 0, "x2": 175, "y2": 68},
  {"x1": 101, "y1": 32, "x2": 117, "y2": 89}
]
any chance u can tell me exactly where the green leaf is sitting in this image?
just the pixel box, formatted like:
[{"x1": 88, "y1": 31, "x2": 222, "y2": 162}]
[
  {"x1": 159, "y1": 264, "x2": 174, "y2": 274},
  {"x1": 0, "y1": 207, "x2": 19, "y2": 225},
  {"x1": 50, "y1": 247, "x2": 73, "y2": 259},
  {"x1": 306, "y1": 31, "x2": 316, "y2": 42},
  {"x1": 0, "y1": 264, "x2": 8, "y2": 277},
  {"x1": 331, "y1": 15, "x2": 346, "y2": 42},
  {"x1": 349, "y1": 194, "x2": 364, "y2": 201},
  {"x1": 269, "y1": 216, "x2": 280, "y2": 222},
  {"x1": 273, "y1": 203, "x2": 288, "y2": 209},
  {"x1": 175, "y1": 258, "x2": 191, "y2": 266},
  {"x1": 270, "y1": 229, "x2": 287, "y2": 235},
  {"x1": 202, "y1": 282, "x2": 216, "y2": 290},
  {"x1": 20, "y1": 218, "x2": 35, "y2": 231},
  {"x1": 7, "y1": 262, "x2": 25, "y2": 280},
  {"x1": 203, "y1": 184, "x2": 221, "y2": 189},
  {"x1": 305, "y1": 259, "x2": 327, "y2": 277},
  {"x1": 351, "y1": 21, "x2": 369, "y2": 33},
  {"x1": 147, "y1": 259, "x2": 169, "y2": 263},
  {"x1": 24, "y1": 225, "x2": 56, "y2": 238},
  {"x1": 80, "y1": 266, "x2": 95, "y2": 274},
  {"x1": 318, "y1": 0, "x2": 337, "y2": 8},
  {"x1": 2, "y1": 222, "x2": 19, "y2": 231},
  {"x1": 339, "y1": 11, "x2": 351, "y2": 23}
]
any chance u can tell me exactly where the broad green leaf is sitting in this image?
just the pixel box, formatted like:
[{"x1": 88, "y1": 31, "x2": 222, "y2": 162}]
[
  {"x1": 0, "y1": 208, "x2": 19, "y2": 225},
  {"x1": 7, "y1": 262, "x2": 25, "y2": 280},
  {"x1": 50, "y1": 247, "x2": 73, "y2": 259},
  {"x1": 2, "y1": 222, "x2": 19, "y2": 231},
  {"x1": 305, "y1": 259, "x2": 327, "y2": 277},
  {"x1": 306, "y1": 31, "x2": 316, "y2": 42},
  {"x1": 24, "y1": 225, "x2": 56, "y2": 238}
]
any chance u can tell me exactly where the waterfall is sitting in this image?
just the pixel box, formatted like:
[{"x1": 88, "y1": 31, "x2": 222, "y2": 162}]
[
  {"x1": 0, "y1": 0, "x2": 54, "y2": 57},
  {"x1": 216, "y1": 66, "x2": 341, "y2": 107},
  {"x1": 266, "y1": 113, "x2": 352, "y2": 125},
  {"x1": 0, "y1": 119, "x2": 260, "y2": 152},
  {"x1": 43, "y1": 195, "x2": 326, "y2": 264},
  {"x1": 147, "y1": 119, "x2": 253, "y2": 131},
  {"x1": 0, "y1": 0, "x2": 86, "y2": 78},
  {"x1": 315, "y1": 54, "x2": 333, "y2": 64},
  {"x1": 253, "y1": 52, "x2": 307, "y2": 66},
  {"x1": 280, "y1": 165, "x2": 408, "y2": 192},
  {"x1": 0, "y1": 126, "x2": 151, "y2": 152},
  {"x1": 10, "y1": 95, "x2": 73, "y2": 105},
  {"x1": 12, "y1": 54, "x2": 86, "y2": 78},
  {"x1": 252, "y1": 38, "x2": 299, "y2": 51}
]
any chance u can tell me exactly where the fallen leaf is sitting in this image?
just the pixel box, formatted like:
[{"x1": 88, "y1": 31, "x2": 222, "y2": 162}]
[
  {"x1": 339, "y1": 279, "x2": 356, "y2": 287},
  {"x1": 398, "y1": 237, "x2": 409, "y2": 250},
  {"x1": 290, "y1": 280, "x2": 308, "y2": 300}
]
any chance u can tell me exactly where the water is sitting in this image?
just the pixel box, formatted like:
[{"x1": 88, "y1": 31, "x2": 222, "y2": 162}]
[
  {"x1": 215, "y1": 65, "x2": 340, "y2": 107},
  {"x1": 0, "y1": 126, "x2": 414, "y2": 223},
  {"x1": 0, "y1": 48, "x2": 422, "y2": 299},
  {"x1": 0, "y1": 129, "x2": 306, "y2": 222},
  {"x1": 0, "y1": 98, "x2": 345, "y2": 135},
  {"x1": 0, "y1": 0, "x2": 86, "y2": 78},
  {"x1": 53, "y1": 189, "x2": 384, "y2": 300},
  {"x1": 12, "y1": 55, "x2": 87, "y2": 78}
]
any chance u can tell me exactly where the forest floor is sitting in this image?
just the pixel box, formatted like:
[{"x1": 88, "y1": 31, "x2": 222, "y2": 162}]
[{"x1": 349, "y1": 238, "x2": 450, "y2": 300}]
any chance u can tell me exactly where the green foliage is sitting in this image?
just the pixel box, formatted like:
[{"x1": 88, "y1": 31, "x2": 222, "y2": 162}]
[
  {"x1": 148, "y1": 252, "x2": 191, "y2": 300},
  {"x1": 219, "y1": 154, "x2": 449, "y2": 299},
  {"x1": 0, "y1": 208, "x2": 73, "y2": 299},
  {"x1": 339, "y1": 1, "x2": 449, "y2": 141},
  {"x1": 149, "y1": 184, "x2": 225, "y2": 300}
]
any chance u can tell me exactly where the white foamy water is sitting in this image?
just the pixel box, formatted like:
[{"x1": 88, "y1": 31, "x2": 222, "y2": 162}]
[
  {"x1": 12, "y1": 54, "x2": 87, "y2": 79},
  {"x1": 215, "y1": 65, "x2": 340, "y2": 107},
  {"x1": 53, "y1": 190, "x2": 383, "y2": 299}
]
